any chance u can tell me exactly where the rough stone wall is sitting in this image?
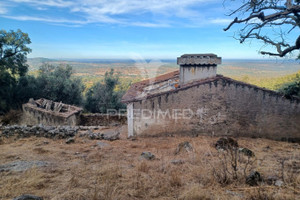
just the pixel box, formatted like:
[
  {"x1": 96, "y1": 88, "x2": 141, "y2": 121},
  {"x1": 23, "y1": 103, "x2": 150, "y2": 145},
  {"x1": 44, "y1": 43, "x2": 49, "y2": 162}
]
[
  {"x1": 21, "y1": 106, "x2": 80, "y2": 126},
  {"x1": 80, "y1": 114, "x2": 127, "y2": 126},
  {"x1": 131, "y1": 78, "x2": 300, "y2": 140}
]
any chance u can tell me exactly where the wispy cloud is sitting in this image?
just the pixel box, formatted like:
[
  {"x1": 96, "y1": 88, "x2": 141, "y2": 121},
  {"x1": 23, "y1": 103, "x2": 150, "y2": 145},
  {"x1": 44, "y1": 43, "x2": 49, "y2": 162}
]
[
  {"x1": 2, "y1": 0, "x2": 221, "y2": 27},
  {"x1": 3, "y1": 15, "x2": 89, "y2": 24},
  {"x1": 10, "y1": 0, "x2": 73, "y2": 8},
  {"x1": 0, "y1": 8, "x2": 8, "y2": 15},
  {"x1": 0, "y1": 2, "x2": 9, "y2": 14},
  {"x1": 209, "y1": 18, "x2": 232, "y2": 25},
  {"x1": 130, "y1": 22, "x2": 170, "y2": 28}
]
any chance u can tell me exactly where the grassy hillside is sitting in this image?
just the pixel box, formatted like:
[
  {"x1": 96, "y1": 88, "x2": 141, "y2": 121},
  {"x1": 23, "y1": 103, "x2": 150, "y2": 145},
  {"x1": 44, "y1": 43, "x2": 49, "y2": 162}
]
[{"x1": 231, "y1": 70, "x2": 300, "y2": 91}]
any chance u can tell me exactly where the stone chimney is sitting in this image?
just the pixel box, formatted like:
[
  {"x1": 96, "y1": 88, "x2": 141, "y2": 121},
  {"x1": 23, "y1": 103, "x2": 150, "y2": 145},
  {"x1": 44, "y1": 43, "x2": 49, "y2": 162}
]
[{"x1": 177, "y1": 54, "x2": 222, "y2": 85}]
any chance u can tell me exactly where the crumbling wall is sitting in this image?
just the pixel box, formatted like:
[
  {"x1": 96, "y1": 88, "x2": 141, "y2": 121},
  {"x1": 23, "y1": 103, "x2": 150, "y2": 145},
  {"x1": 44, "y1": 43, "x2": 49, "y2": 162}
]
[
  {"x1": 21, "y1": 105, "x2": 80, "y2": 126},
  {"x1": 80, "y1": 114, "x2": 127, "y2": 126},
  {"x1": 21, "y1": 99, "x2": 82, "y2": 126},
  {"x1": 131, "y1": 78, "x2": 300, "y2": 141}
]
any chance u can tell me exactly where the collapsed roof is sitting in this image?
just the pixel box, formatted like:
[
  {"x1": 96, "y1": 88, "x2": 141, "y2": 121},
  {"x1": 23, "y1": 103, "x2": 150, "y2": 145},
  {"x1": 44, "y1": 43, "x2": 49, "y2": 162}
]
[{"x1": 23, "y1": 98, "x2": 83, "y2": 118}]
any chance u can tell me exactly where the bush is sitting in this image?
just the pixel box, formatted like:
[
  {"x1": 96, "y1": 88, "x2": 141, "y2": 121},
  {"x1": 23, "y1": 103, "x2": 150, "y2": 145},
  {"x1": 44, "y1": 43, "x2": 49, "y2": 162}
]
[
  {"x1": 278, "y1": 74, "x2": 300, "y2": 98},
  {"x1": 1, "y1": 110, "x2": 23, "y2": 125},
  {"x1": 211, "y1": 145, "x2": 257, "y2": 186},
  {"x1": 85, "y1": 69, "x2": 126, "y2": 113}
]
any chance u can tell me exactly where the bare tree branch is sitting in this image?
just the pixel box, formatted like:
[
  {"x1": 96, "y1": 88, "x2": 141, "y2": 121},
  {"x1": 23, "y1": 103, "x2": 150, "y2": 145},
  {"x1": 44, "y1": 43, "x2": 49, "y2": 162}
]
[
  {"x1": 224, "y1": 0, "x2": 300, "y2": 57},
  {"x1": 261, "y1": 35, "x2": 300, "y2": 57}
]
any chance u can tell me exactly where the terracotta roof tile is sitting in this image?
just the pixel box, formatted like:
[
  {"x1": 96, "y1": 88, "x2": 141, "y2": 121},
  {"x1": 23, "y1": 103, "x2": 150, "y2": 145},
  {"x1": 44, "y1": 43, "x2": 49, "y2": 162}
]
[{"x1": 121, "y1": 70, "x2": 179, "y2": 103}]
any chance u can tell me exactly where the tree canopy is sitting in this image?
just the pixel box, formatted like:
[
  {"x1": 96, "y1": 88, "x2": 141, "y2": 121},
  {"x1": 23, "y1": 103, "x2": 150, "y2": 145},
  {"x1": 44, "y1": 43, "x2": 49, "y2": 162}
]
[
  {"x1": 85, "y1": 69, "x2": 126, "y2": 113},
  {"x1": 34, "y1": 63, "x2": 85, "y2": 106},
  {"x1": 0, "y1": 29, "x2": 31, "y2": 77},
  {"x1": 224, "y1": 0, "x2": 300, "y2": 58},
  {"x1": 0, "y1": 29, "x2": 31, "y2": 113}
]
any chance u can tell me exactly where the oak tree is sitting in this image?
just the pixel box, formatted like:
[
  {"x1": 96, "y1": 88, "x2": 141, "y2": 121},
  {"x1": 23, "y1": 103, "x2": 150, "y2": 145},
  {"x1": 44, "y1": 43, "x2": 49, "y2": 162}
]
[{"x1": 0, "y1": 29, "x2": 31, "y2": 113}]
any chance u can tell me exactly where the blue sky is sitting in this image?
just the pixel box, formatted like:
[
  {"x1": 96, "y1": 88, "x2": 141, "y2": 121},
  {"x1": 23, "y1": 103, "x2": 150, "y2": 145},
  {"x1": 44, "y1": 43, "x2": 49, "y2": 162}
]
[{"x1": 0, "y1": 0, "x2": 297, "y2": 59}]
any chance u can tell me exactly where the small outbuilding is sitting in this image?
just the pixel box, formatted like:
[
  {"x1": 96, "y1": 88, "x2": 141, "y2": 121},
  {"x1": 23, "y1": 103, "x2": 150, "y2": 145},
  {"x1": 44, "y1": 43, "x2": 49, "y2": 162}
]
[{"x1": 22, "y1": 98, "x2": 83, "y2": 126}]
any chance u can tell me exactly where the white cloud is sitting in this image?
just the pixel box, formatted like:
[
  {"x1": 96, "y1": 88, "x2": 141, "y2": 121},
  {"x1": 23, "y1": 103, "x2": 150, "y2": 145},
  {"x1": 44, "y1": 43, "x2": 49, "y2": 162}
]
[
  {"x1": 0, "y1": 2, "x2": 9, "y2": 14},
  {"x1": 0, "y1": 8, "x2": 8, "y2": 15},
  {"x1": 3, "y1": 15, "x2": 89, "y2": 24},
  {"x1": 130, "y1": 22, "x2": 170, "y2": 28},
  {"x1": 209, "y1": 18, "x2": 232, "y2": 25},
  {"x1": 71, "y1": 0, "x2": 213, "y2": 19},
  {"x1": 3, "y1": 0, "x2": 220, "y2": 27},
  {"x1": 10, "y1": 0, "x2": 73, "y2": 8}
]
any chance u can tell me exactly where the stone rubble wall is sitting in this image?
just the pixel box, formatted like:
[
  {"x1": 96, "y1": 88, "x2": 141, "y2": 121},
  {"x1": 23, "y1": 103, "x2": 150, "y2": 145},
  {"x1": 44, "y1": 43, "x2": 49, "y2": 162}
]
[
  {"x1": 0, "y1": 124, "x2": 104, "y2": 139},
  {"x1": 79, "y1": 114, "x2": 127, "y2": 126}
]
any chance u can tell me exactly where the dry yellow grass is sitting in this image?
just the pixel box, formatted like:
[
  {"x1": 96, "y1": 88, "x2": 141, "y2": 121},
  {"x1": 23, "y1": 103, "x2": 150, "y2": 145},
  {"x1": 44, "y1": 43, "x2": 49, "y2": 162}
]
[{"x1": 0, "y1": 130, "x2": 299, "y2": 200}]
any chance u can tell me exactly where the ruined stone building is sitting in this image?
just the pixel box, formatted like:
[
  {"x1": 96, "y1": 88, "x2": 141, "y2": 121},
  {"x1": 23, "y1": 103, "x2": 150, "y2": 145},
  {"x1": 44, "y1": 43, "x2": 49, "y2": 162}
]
[
  {"x1": 122, "y1": 54, "x2": 300, "y2": 141},
  {"x1": 22, "y1": 98, "x2": 82, "y2": 126}
]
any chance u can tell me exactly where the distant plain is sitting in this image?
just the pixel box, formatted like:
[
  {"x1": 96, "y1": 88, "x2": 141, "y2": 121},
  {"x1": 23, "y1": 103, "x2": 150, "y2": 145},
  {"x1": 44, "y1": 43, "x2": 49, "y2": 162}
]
[{"x1": 27, "y1": 58, "x2": 300, "y2": 90}]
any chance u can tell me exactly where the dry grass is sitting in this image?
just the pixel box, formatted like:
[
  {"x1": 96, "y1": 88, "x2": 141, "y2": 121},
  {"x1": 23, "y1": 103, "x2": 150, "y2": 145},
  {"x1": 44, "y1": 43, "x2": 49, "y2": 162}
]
[{"x1": 0, "y1": 129, "x2": 299, "y2": 200}]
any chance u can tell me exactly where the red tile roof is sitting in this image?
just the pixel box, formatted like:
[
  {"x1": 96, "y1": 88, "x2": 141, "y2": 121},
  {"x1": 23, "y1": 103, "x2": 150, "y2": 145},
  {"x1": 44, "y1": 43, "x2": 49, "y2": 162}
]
[{"x1": 121, "y1": 70, "x2": 179, "y2": 103}]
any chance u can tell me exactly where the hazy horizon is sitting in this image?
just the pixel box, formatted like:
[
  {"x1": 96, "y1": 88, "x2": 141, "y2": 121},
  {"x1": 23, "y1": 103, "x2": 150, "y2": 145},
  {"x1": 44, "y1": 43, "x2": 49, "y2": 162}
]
[{"x1": 27, "y1": 56, "x2": 300, "y2": 63}]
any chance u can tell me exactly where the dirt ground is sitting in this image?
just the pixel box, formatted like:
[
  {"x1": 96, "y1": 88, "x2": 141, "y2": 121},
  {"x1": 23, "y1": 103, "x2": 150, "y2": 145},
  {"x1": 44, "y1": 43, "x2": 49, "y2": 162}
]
[{"x1": 0, "y1": 127, "x2": 299, "y2": 200}]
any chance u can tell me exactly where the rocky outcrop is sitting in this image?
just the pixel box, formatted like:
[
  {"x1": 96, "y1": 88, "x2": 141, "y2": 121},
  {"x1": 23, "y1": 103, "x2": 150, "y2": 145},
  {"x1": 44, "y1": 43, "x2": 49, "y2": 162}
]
[
  {"x1": 101, "y1": 130, "x2": 120, "y2": 141},
  {"x1": 238, "y1": 147, "x2": 255, "y2": 157},
  {"x1": 80, "y1": 129, "x2": 120, "y2": 141},
  {"x1": 140, "y1": 152, "x2": 155, "y2": 160},
  {"x1": 96, "y1": 141, "x2": 110, "y2": 148},
  {"x1": 246, "y1": 171, "x2": 262, "y2": 186},
  {"x1": 215, "y1": 137, "x2": 238, "y2": 151},
  {"x1": 175, "y1": 141, "x2": 193, "y2": 155},
  {"x1": 65, "y1": 137, "x2": 75, "y2": 144},
  {"x1": 0, "y1": 160, "x2": 48, "y2": 172}
]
